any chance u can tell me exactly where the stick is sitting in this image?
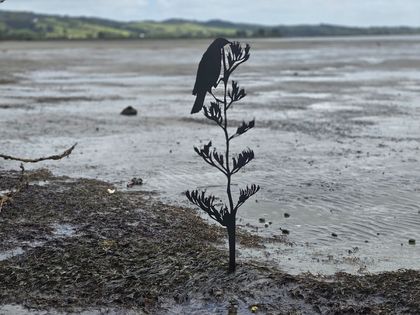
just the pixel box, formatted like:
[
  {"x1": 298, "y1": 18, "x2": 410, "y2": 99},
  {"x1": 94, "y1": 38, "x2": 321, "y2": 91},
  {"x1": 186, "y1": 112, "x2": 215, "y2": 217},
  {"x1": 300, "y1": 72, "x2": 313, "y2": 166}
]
[{"x1": 0, "y1": 143, "x2": 77, "y2": 163}]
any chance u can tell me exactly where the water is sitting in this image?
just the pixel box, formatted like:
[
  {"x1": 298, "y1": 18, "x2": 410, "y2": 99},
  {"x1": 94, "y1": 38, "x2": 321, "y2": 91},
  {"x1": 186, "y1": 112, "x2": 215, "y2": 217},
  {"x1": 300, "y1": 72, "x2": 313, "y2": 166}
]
[{"x1": 0, "y1": 37, "x2": 419, "y2": 274}]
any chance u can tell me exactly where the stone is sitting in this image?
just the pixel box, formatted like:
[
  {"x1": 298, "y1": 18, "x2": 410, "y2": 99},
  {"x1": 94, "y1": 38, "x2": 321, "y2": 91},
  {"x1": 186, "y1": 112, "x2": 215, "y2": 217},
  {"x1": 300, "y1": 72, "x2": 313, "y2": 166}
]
[{"x1": 120, "y1": 106, "x2": 138, "y2": 116}]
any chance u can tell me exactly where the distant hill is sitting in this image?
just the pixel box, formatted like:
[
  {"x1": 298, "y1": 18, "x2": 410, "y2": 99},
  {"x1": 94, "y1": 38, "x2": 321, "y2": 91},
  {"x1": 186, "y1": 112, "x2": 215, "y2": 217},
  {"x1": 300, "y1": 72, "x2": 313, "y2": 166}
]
[{"x1": 1, "y1": 10, "x2": 420, "y2": 40}]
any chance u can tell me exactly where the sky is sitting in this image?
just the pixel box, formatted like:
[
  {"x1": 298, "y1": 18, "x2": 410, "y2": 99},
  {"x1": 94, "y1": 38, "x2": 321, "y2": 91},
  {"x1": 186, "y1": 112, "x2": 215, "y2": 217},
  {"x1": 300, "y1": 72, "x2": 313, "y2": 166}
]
[{"x1": 1, "y1": 0, "x2": 420, "y2": 26}]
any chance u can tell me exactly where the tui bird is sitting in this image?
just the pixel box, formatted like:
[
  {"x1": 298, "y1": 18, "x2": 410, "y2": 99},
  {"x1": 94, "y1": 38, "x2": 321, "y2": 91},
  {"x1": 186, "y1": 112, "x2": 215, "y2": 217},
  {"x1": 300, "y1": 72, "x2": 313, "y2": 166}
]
[{"x1": 191, "y1": 38, "x2": 231, "y2": 114}]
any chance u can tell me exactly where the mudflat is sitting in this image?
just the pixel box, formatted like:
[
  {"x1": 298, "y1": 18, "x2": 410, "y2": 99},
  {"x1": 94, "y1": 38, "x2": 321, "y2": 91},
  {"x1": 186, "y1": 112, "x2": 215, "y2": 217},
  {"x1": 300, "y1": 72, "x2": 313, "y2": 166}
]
[{"x1": 0, "y1": 37, "x2": 419, "y2": 276}]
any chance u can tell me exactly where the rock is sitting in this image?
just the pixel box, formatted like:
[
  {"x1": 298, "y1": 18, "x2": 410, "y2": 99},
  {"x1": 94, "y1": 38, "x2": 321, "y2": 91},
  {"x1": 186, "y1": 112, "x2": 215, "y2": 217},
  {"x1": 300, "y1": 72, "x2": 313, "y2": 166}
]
[
  {"x1": 331, "y1": 233, "x2": 338, "y2": 237},
  {"x1": 409, "y1": 239, "x2": 416, "y2": 245},
  {"x1": 282, "y1": 229, "x2": 290, "y2": 235},
  {"x1": 264, "y1": 223, "x2": 269, "y2": 228},
  {"x1": 284, "y1": 213, "x2": 290, "y2": 218},
  {"x1": 120, "y1": 106, "x2": 137, "y2": 116},
  {"x1": 127, "y1": 178, "x2": 143, "y2": 188},
  {"x1": 258, "y1": 218, "x2": 265, "y2": 223}
]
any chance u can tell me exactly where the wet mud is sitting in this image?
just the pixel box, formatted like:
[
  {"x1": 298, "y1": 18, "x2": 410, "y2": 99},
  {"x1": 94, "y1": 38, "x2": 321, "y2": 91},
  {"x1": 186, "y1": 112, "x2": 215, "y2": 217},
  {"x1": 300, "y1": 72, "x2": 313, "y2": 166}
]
[{"x1": 1, "y1": 37, "x2": 419, "y2": 274}]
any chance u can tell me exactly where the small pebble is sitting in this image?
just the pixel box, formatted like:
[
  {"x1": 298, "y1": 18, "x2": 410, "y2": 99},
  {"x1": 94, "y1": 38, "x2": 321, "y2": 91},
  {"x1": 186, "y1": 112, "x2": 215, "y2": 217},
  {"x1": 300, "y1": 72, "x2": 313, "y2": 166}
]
[
  {"x1": 120, "y1": 106, "x2": 138, "y2": 116},
  {"x1": 258, "y1": 218, "x2": 265, "y2": 223}
]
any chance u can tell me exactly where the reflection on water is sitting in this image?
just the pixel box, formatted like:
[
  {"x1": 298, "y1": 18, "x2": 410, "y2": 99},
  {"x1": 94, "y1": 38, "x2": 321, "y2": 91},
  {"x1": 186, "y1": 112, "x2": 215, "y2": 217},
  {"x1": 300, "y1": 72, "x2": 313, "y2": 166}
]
[{"x1": 0, "y1": 37, "x2": 419, "y2": 274}]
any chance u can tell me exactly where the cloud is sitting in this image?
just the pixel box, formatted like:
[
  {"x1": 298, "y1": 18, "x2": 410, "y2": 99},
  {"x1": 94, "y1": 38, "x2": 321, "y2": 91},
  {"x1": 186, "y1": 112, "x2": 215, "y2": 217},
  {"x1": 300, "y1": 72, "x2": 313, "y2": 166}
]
[
  {"x1": 2, "y1": 0, "x2": 148, "y2": 20},
  {"x1": 2, "y1": 0, "x2": 420, "y2": 26}
]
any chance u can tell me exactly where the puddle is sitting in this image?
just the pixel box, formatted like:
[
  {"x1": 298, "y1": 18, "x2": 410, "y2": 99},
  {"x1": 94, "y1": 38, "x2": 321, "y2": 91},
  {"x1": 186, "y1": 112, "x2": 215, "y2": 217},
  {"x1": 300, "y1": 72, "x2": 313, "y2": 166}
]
[
  {"x1": 51, "y1": 223, "x2": 77, "y2": 237},
  {"x1": 0, "y1": 224, "x2": 77, "y2": 263},
  {"x1": 0, "y1": 305, "x2": 140, "y2": 315},
  {"x1": 0, "y1": 247, "x2": 24, "y2": 262}
]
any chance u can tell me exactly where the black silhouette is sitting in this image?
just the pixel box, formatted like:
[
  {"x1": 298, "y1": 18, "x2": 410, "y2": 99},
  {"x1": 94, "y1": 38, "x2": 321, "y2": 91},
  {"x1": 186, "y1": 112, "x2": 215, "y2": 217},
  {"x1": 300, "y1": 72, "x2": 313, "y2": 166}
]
[
  {"x1": 120, "y1": 106, "x2": 138, "y2": 116},
  {"x1": 191, "y1": 38, "x2": 231, "y2": 114},
  {"x1": 187, "y1": 40, "x2": 258, "y2": 273}
]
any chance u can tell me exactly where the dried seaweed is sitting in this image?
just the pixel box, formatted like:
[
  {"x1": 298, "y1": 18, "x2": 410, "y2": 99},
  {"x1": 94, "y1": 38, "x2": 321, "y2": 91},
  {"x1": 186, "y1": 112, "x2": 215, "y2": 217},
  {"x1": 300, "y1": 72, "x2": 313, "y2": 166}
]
[{"x1": 0, "y1": 171, "x2": 419, "y2": 314}]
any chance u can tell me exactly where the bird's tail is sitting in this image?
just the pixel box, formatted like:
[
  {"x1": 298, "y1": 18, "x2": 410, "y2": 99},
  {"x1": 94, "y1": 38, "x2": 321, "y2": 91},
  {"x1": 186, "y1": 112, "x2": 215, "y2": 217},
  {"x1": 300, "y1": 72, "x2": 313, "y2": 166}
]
[{"x1": 191, "y1": 92, "x2": 206, "y2": 114}]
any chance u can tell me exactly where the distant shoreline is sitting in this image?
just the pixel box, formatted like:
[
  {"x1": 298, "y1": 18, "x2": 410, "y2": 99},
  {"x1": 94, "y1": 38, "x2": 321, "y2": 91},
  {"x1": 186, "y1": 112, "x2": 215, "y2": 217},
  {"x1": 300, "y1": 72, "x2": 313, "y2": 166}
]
[
  {"x1": 1, "y1": 9, "x2": 420, "y2": 41},
  {"x1": 1, "y1": 34, "x2": 420, "y2": 43}
]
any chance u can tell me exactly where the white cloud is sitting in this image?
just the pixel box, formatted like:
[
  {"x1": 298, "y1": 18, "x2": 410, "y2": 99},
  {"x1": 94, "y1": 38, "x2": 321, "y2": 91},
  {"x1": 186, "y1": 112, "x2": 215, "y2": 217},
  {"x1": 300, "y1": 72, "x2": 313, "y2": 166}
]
[
  {"x1": 2, "y1": 0, "x2": 148, "y2": 20},
  {"x1": 2, "y1": 0, "x2": 420, "y2": 26}
]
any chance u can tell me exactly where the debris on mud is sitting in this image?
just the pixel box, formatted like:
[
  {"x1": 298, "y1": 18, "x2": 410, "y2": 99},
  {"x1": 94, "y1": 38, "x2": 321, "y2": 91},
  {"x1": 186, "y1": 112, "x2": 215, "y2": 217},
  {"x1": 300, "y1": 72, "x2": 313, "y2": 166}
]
[
  {"x1": 0, "y1": 170, "x2": 419, "y2": 314},
  {"x1": 127, "y1": 177, "x2": 143, "y2": 188}
]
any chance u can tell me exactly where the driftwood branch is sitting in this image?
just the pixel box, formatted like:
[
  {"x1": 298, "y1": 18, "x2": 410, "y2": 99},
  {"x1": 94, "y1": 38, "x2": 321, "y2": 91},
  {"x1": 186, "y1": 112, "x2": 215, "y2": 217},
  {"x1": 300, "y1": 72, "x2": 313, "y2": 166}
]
[{"x1": 0, "y1": 143, "x2": 77, "y2": 163}]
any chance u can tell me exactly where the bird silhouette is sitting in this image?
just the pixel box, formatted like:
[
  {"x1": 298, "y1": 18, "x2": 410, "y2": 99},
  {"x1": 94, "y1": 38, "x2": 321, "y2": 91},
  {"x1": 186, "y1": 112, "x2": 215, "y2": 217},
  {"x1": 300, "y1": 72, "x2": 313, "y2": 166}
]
[{"x1": 191, "y1": 38, "x2": 231, "y2": 114}]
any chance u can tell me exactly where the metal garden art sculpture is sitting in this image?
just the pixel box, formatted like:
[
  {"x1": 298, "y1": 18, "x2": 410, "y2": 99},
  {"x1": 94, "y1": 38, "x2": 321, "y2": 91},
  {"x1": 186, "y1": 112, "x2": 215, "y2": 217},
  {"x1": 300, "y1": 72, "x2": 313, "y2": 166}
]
[{"x1": 187, "y1": 38, "x2": 259, "y2": 273}]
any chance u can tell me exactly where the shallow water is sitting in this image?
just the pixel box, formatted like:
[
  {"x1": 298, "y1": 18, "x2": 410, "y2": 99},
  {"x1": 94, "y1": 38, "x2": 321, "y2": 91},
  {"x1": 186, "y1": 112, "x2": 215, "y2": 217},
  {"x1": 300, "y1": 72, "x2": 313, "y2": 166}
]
[{"x1": 0, "y1": 37, "x2": 419, "y2": 274}]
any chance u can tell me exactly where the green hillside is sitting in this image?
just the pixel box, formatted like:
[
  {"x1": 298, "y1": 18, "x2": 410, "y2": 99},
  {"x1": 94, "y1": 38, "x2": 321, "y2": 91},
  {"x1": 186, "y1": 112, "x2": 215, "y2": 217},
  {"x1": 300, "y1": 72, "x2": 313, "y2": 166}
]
[
  {"x1": 0, "y1": 11, "x2": 237, "y2": 40},
  {"x1": 1, "y1": 10, "x2": 420, "y2": 40}
]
